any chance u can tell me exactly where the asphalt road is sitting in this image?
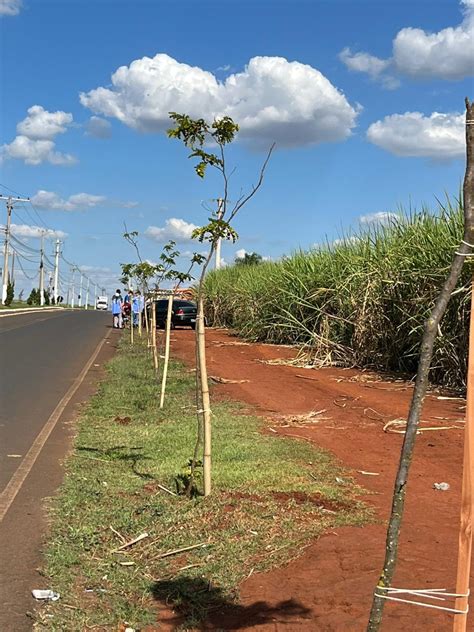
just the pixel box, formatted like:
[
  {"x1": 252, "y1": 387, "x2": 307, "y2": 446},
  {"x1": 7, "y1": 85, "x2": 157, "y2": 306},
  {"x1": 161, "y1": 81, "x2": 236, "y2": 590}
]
[{"x1": 0, "y1": 309, "x2": 114, "y2": 630}]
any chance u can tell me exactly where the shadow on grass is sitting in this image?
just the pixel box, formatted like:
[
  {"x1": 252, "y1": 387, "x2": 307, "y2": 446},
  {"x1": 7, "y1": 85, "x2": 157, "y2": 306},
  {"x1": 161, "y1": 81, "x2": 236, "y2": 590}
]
[
  {"x1": 151, "y1": 576, "x2": 312, "y2": 629},
  {"x1": 77, "y1": 445, "x2": 154, "y2": 479}
]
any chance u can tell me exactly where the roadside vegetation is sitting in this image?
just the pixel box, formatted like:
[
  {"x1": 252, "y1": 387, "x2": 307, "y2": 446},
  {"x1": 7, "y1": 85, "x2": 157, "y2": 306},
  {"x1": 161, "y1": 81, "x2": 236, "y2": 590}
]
[
  {"x1": 37, "y1": 337, "x2": 369, "y2": 630},
  {"x1": 204, "y1": 198, "x2": 472, "y2": 392}
]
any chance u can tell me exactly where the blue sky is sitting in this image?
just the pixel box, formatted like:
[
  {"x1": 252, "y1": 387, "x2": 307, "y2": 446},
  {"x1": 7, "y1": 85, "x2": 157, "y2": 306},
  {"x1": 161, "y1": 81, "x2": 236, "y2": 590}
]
[{"x1": 1, "y1": 0, "x2": 473, "y2": 296}]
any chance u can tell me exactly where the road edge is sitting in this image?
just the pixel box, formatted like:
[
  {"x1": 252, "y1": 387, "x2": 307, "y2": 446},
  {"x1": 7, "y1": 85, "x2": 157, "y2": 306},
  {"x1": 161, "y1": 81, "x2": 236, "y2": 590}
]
[{"x1": 0, "y1": 327, "x2": 112, "y2": 522}]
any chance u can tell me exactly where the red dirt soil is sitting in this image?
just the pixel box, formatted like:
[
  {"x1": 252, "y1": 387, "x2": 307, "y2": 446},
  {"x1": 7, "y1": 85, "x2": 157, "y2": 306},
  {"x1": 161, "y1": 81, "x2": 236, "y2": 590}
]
[{"x1": 159, "y1": 328, "x2": 470, "y2": 631}]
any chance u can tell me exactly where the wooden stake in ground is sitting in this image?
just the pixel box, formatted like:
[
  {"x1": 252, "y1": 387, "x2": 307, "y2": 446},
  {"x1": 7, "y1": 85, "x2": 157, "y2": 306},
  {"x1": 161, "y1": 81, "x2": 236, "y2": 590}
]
[
  {"x1": 160, "y1": 290, "x2": 174, "y2": 409},
  {"x1": 129, "y1": 290, "x2": 134, "y2": 346},
  {"x1": 138, "y1": 294, "x2": 142, "y2": 338},
  {"x1": 144, "y1": 296, "x2": 149, "y2": 339},
  {"x1": 152, "y1": 299, "x2": 158, "y2": 374},
  {"x1": 453, "y1": 275, "x2": 474, "y2": 631},
  {"x1": 197, "y1": 292, "x2": 212, "y2": 495},
  {"x1": 367, "y1": 98, "x2": 474, "y2": 631}
]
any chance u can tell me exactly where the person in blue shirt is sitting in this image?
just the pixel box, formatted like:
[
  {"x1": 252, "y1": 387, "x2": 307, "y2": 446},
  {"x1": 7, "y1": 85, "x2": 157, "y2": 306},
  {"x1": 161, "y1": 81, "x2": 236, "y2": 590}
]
[
  {"x1": 111, "y1": 289, "x2": 123, "y2": 328},
  {"x1": 132, "y1": 290, "x2": 141, "y2": 327}
]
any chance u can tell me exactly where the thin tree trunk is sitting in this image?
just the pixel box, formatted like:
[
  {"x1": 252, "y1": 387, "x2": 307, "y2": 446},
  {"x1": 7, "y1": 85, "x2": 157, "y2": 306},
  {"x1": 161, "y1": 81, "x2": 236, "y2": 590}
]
[
  {"x1": 160, "y1": 291, "x2": 174, "y2": 408},
  {"x1": 367, "y1": 99, "x2": 474, "y2": 631}
]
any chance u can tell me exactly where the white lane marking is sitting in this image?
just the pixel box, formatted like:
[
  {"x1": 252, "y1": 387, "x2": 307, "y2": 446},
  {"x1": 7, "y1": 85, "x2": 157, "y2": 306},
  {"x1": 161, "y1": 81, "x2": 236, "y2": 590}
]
[
  {"x1": 0, "y1": 307, "x2": 67, "y2": 318},
  {"x1": 0, "y1": 328, "x2": 112, "y2": 522}
]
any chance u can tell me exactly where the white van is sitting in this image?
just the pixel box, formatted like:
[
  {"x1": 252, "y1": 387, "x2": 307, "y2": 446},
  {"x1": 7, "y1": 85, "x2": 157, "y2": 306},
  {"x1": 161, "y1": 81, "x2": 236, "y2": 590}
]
[{"x1": 96, "y1": 295, "x2": 108, "y2": 310}]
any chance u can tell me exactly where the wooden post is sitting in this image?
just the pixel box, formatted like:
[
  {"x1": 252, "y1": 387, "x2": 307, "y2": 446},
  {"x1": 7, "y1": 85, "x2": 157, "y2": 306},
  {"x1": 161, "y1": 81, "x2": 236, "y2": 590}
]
[
  {"x1": 152, "y1": 300, "x2": 158, "y2": 374},
  {"x1": 453, "y1": 276, "x2": 474, "y2": 631},
  {"x1": 197, "y1": 294, "x2": 212, "y2": 496},
  {"x1": 160, "y1": 291, "x2": 174, "y2": 408},
  {"x1": 138, "y1": 295, "x2": 142, "y2": 338}
]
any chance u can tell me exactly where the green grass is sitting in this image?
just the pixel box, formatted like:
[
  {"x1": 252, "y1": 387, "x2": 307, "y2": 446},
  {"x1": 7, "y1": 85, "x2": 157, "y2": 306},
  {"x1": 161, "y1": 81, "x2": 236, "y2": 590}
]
[
  {"x1": 37, "y1": 337, "x2": 369, "y2": 631},
  {"x1": 203, "y1": 198, "x2": 472, "y2": 392},
  {"x1": 0, "y1": 302, "x2": 36, "y2": 309}
]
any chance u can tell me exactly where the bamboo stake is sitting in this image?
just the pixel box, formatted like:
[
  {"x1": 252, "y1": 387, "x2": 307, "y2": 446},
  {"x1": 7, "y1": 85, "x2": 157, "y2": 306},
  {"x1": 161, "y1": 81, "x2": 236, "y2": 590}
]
[
  {"x1": 130, "y1": 293, "x2": 134, "y2": 345},
  {"x1": 197, "y1": 294, "x2": 212, "y2": 496},
  {"x1": 160, "y1": 291, "x2": 174, "y2": 408},
  {"x1": 453, "y1": 276, "x2": 474, "y2": 631},
  {"x1": 138, "y1": 296, "x2": 142, "y2": 338},
  {"x1": 144, "y1": 298, "x2": 149, "y2": 338},
  {"x1": 152, "y1": 300, "x2": 158, "y2": 374}
]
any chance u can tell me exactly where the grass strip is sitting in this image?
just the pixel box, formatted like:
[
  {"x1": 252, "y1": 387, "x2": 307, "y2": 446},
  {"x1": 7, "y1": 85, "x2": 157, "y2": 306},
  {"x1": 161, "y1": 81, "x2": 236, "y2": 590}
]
[{"x1": 37, "y1": 336, "x2": 370, "y2": 630}]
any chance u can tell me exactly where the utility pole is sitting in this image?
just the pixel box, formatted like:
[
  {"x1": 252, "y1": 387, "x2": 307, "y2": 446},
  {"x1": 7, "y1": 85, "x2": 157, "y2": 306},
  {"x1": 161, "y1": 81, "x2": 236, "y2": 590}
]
[
  {"x1": 78, "y1": 272, "x2": 83, "y2": 308},
  {"x1": 71, "y1": 267, "x2": 76, "y2": 308},
  {"x1": 85, "y1": 277, "x2": 90, "y2": 310},
  {"x1": 48, "y1": 270, "x2": 53, "y2": 296},
  {"x1": 0, "y1": 194, "x2": 30, "y2": 304},
  {"x1": 93, "y1": 283, "x2": 97, "y2": 309},
  {"x1": 10, "y1": 250, "x2": 15, "y2": 284},
  {"x1": 53, "y1": 239, "x2": 60, "y2": 305},
  {"x1": 215, "y1": 197, "x2": 224, "y2": 270},
  {"x1": 39, "y1": 232, "x2": 45, "y2": 306}
]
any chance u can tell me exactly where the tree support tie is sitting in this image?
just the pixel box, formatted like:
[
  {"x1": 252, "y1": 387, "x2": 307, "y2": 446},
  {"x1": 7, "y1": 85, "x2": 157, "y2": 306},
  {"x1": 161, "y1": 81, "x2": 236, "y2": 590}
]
[{"x1": 374, "y1": 587, "x2": 470, "y2": 615}]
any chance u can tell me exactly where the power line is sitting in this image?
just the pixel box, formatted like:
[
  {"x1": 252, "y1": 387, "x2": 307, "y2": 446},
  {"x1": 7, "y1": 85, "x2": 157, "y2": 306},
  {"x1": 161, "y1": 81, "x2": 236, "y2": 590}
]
[
  {"x1": 9, "y1": 244, "x2": 39, "y2": 264},
  {"x1": 13, "y1": 252, "x2": 38, "y2": 281},
  {"x1": 0, "y1": 183, "x2": 52, "y2": 232},
  {"x1": 9, "y1": 234, "x2": 41, "y2": 255}
]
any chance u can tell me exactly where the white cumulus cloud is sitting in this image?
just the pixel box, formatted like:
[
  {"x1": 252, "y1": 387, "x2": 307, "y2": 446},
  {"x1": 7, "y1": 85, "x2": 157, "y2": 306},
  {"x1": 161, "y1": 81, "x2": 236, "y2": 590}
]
[
  {"x1": 1, "y1": 136, "x2": 76, "y2": 166},
  {"x1": 340, "y1": 0, "x2": 474, "y2": 84},
  {"x1": 338, "y1": 48, "x2": 388, "y2": 78},
  {"x1": 1, "y1": 105, "x2": 76, "y2": 166},
  {"x1": 367, "y1": 111, "x2": 465, "y2": 159},
  {"x1": 31, "y1": 190, "x2": 106, "y2": 211},
  {"x1": 80, "y1": 54, "x2": 358, "y2": 148},
  {"x1": 16, "y1": 105, "x2": 73, "y2": 140},
  {"x1": 359, "y1": 211, "x2": 399, "y2": 225},
  {"x1": 10, "y1": 223, "x2": 67, "y2": 240},
  {"x1": 0, "y1": 0, "x2": 21, "y2": 16},
  {"x1": 144, "y1": 218, "x2": 199, "y2": 243},
  {"x1": 85, "y1": 116, "x2": 112, "y2": 139},
  {"x1": 79, "y1": 265, "x2": 112, "y2": 274},
  {"x1": 235, "y1": 248, "x2": 247, "y2": 259},
  {"x1": 393, "y1": 1, "x2": 474, "y2": 80},
  {"x1": 339, "y1": 48, "x2": 400, "y2": 89}
]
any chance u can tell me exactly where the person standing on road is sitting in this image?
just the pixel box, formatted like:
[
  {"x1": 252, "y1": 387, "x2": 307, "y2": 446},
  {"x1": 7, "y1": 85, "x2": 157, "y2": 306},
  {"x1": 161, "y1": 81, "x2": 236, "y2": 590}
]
[
  {"x1": 132, "y1": 290, "x2": 141, "y2": 327},
  {"x1": 111, "y1": 289, "x2": 123, "y2": 329}
]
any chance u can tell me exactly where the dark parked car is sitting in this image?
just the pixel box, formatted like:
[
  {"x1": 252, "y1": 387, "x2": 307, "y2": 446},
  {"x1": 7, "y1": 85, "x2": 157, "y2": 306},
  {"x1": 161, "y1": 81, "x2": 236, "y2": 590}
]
[{"x1": 154, "y1": 299, "x2": 197, "y2": 329}]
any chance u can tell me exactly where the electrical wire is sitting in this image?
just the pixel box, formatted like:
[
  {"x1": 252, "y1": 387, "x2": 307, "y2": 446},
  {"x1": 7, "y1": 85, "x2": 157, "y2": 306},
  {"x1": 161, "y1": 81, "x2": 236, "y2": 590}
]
[
  {"x1": 9, "y1": 233, "x2": 43, "y2": 253},
  {"x1": 9, "y1": 243, "x2": 39, "y2": 264},
  {"x1": 0, "y1": 183, "x2": 53, "y2": 232},
  {"x1": 14, "y1": 252, "x2": 38, "y2": 281}
]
